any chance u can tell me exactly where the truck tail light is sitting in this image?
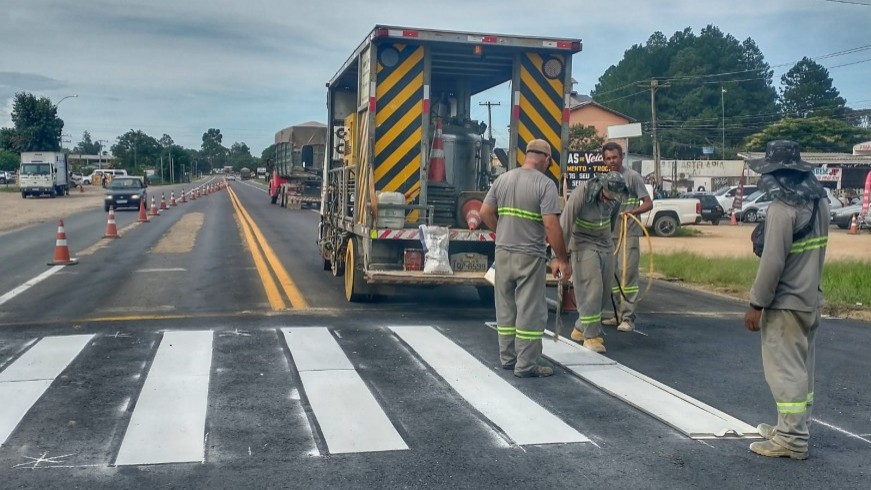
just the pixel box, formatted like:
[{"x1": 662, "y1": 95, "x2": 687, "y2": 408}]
[{"x1": 696, "y1": 202, "x2": 701, "y2": 214}]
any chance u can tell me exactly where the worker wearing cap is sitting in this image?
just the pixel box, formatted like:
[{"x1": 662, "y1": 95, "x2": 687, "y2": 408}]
[
  {"x1": 480, "y1": 139, "x2": 571, "y2": 378},
  {"x1": 560, "y1": 171, "x2": 628, "y2": 353},
  {"x1": 744, "y1": 140, "x2": 829, "y2": 460},
  {"x1": 601, "y1": 141, "x2": 652, "y2": 332}
]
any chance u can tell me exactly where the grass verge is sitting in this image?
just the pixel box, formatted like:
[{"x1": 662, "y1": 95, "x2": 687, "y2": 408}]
[{"x1": 642, "y1": 251, "x2": 871, "y2": 319}]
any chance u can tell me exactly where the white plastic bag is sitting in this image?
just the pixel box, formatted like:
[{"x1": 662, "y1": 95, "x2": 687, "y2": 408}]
[{"x1": 420, "y1": 225, "x2": 453, "y2": 275}]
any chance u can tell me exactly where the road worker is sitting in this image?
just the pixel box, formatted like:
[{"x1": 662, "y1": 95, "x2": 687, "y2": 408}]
[
  {"x1": 743, "y1": 140, "x2": 829, "y2": 460},
  {"x1": 480, "y1": 139, "x2": 571, "y2": 378},
  {"x1": 560, "y1": 171, "x2": 628, "y2": 353}
]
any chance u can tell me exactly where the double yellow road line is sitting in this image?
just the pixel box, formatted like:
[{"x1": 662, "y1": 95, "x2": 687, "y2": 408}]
[{"x1": 227, "y1": 187, "x2": 308, "y2": 310}]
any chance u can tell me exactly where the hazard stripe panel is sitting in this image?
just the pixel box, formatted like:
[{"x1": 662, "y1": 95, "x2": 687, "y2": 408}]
[
  {"x1": 519, "y1": 325, "x2": 759, "y2": 439},
  {"x1": 282, "y1": 328, "x2": 408, "y2": 454},
  {"x1": 517, "y1": 52, "x2": 566, "y2": 183},
  {"x1": 391, "y1": 326, "x2": 589, "y2": 446},
  {"x1": 369, "y1": 228, "x2": 496, "y2": 241},
  {"x1": 115, "y1": 331, "x2": 213, "y2": 465},
  {"x1": 0, "y1": 335, "x2": 94, "y2": 445},
  {"x1": 375, "y1": 43, "x2": 424, "y2": 212}
]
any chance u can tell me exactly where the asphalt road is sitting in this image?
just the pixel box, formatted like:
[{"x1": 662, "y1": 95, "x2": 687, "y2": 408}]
[{"x1": 0, "y1": 180, "x2": 868, "y2": 489}]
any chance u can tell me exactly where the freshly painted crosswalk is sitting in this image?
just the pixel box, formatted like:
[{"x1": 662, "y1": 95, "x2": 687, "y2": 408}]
[{"x1": 0, "y1": 324, "x2": 761, "y2": 469}]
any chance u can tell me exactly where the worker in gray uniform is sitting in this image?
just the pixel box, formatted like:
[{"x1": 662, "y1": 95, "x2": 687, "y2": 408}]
[
  {"x1": 480, "y1": 139, "x2": 571, "y2": 378},
  {"x1": 744, "y1": 140, "x2": 829, "y2": 460},
  {"x1": 601, "y1": 142, "x2": 652, "y2": 332},
  {"x1": 560, "y1": 171, "x2": 627, "y2": 353}
]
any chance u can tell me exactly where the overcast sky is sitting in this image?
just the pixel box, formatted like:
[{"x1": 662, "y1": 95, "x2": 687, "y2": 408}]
[{"x1": 2, "y1": 0, "x2": 869, "y2": 155}]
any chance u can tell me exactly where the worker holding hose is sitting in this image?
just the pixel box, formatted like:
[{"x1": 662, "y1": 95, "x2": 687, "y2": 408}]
[{"x1": 601, "y1": 142, "x2": 652, "y2": 332}]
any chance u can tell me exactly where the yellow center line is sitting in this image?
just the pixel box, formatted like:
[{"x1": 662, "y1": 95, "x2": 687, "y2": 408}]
[
  {"x1": 227, "y1": 186, "x2": 309, "y2": 309},
  {"x1": 227, "y1": 188, "x2": 287, "y2": 310}
]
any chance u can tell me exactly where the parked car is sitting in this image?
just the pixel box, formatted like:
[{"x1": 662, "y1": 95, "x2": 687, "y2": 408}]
[
  {"x1": 756, "y1": 187, "x2": 845, "y2": 223},
  {"x1": 734, "y1": 190, "x2": 774, "y2": 223},
  {"x1": 85, "y1": 168, "x2": 128, "y2": 185},
  {"x1": 713, "y1": 185, "x2": 758, "y2": 212},
  {"x1": 679, "y1": 192, "x2": 725, "y2": 225},
  {"x1": 104, "y1": 176, "x2": 147, "y2": 212},
  {"x1": 0, "y1": 170, "x2": 15, "y2": 184},
  {"x1": 824, "y1": 187, "x2": 844, "y2": 210},
  {"x1": 70, "y1": 172, "x2": 84, "y2": 185},
  {"x1": 831, "y1": 203, "x2": 865, "y2": 229}
]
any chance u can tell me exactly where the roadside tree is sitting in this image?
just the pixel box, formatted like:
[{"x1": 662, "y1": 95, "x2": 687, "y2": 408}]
[
  {"x1": 744, "y1": 117, "x2": 870, "y2": 152},
  {"x1": 779, "y1": 57, "x2": 846, "y2": 119},
  {"x1": 568, "y1": 124, "x2": 606, "y2": 151}
]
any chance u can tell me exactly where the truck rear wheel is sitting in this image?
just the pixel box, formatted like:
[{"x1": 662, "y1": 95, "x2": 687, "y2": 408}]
[
  {"x1": 652, "y1": 214, "x2": 678, "y2": 237},
  {"x1": 344, "y1": 238, "x2": 370, "y2": 302}
]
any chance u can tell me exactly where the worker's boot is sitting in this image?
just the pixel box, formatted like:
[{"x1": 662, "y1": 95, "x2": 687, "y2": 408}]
[
  {"x1": 583, "y1": 337, "x2": 606, "y2": 353},
  {"x1": 757, "y1": 423, "x2": 776, "y2": 440},
  {"x1": 514, "y1": 365, "x2": 554, "y2": 378},
  {"x1": 602, "y1": 317, "x2": 619, "y2": 327},
  {"x1": 617, "y1": 320, "x2": 634, "y2": 332},
  {"x1": 749, "y1": 440, "x2": 808, "y2": 460},
  {"x1": 570, "y1": 329, "x2": 585, "y2": 343}
]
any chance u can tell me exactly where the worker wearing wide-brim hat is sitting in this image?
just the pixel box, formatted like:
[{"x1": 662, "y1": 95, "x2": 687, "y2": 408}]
[{"x1": 743, "y1": 140, "x2": 829, "y2": 460}]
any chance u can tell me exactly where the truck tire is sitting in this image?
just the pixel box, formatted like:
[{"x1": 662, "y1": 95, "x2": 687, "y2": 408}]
[
  {"x1": 652, "y1": 214, "x2": 679, "y2": 237},
  {"x1": 50, "y1": 188, "x2": 57, "y2": 198},
  {"x1": 344, "y1": 238, "x2": 370, "y2": 302},
  {"x1": 21, "y1": 192, "x2": 26, "y2": 199},
  {"x1": 710, "y1": 219, "x2": 720, "y2": 226}
]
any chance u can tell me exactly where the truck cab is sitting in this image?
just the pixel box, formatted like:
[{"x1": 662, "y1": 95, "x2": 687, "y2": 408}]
[{"x1": 19, "y1": 152, "x2": 70, "y2": 198}]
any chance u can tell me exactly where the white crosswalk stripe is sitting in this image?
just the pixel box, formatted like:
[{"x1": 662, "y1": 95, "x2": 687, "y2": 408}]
[
  {"x1": 115, "y1": 330, "x2": 214, "y2": 466},
  {"x1": 0, "y1": 335, "x2": 94, "y2": 446}
]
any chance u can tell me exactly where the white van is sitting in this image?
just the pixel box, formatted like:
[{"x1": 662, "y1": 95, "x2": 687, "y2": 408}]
[{"x1": 84, "y1": 168, "x2": 128, "y2": 185}]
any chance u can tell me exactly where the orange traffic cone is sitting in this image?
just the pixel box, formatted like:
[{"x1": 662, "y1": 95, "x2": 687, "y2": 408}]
[
  {"x1": 103, "y1": 206, "x2": 120, "y2": 238},
  {"x1": 462, "y1": 199, "x2": 483, "y2": 230},
  {"x1": 149, "y1": 196, "x2": 159, "y2": 216},
  {"x1": 48, "y1": 220, "x2": 78, "y2": 266},
  {"x1": 160, "y1": 193, "x2": 168, "y2": 210},
  {"x1": 191, "y1": 188, "x2": 197, "y2": 200},
  {"x1": 170, "y1": 192, "x2": 177, "y2": 206},
  {"x1": 181, "y1": 188, "x2": 187, "y2": 203},
  {"x1": 849, "y1": 214, "x2": 859, "y2": 235},
  {"x1": 427, "y1": 118, "x2": 446, "y2": 183},
  {"x1": 730, "y1": 210, "x2": 737, "y2": 226},
  {"x1": 138, "y1": 198, "x2": 149, "y2": 222}
]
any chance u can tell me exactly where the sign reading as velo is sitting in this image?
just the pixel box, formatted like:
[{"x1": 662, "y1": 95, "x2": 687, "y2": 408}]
[{"x1": 565, "y1": 151, "x2": 608, "y2": 191}]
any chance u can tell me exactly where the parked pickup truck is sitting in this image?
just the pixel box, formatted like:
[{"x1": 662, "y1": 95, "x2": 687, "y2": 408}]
[{"x1": 636, "y1": 185, "x2": 701, "y2": 237}]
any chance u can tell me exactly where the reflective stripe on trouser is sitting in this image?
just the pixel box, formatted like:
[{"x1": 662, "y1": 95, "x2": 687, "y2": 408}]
[
  {"x1": 571, "y1": 248, "x2": 613, "y2": 339},
  {"x1": 761, "y1": 308, "x2": 819, "y2": 452},
  {"x1": 610, "y1": 235, "x2": 639, "y2": 324},
  {"x1": 494, "y1": 250, "x2": 546, "y2": 374}
]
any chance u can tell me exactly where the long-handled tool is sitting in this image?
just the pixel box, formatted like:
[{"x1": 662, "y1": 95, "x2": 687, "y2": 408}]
[{"x1": 554, "y1": 280, "x2": 564, "y2": 342}]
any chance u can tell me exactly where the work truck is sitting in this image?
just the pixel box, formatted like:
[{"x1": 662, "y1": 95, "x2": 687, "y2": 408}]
[
  {"x1": 270, "y1": 121, "x2": 326, "y2": 208},
  {"x1": 19, "y1": 152, "x2": 71, "y2": 198},
  {"x1": 317, "y1": 25, "x2": 581, "y2": 301}
]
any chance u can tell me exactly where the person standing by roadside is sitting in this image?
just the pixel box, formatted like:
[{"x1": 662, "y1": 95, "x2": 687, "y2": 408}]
[
  {"x1": 560, "y1": 171, "x2": 627, "y2": 353},
  {"x1": 601, "y1": 142, "x2": 652, "y2": 332},
  {"x1": 480, "y1": 139, "x2": 571, "y2": 378},
  {"x1": 744, "y1": 140, "x2": 829, "y2": 460}
]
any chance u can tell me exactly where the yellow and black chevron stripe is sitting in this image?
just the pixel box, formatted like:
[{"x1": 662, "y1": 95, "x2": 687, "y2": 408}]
[
  {"x1": 516, "y1": 52, "x2": 566, "y2": 183},
  {"x1": 375, "y1": 43, "x2": 424, "y2": 220}
]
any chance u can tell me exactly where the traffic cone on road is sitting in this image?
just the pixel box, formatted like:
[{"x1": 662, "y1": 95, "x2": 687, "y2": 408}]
[
  {"x1": 160, "y1": 193, "x2": 168, "y2": 210},
  {"x1": 849, "y1": 214, "x2": 859, "y2": 235},
  {"x1": 149, "y1": 196, "x2": 159, "y2": 216},
  {"x1": 191, "y1": 188, "x2": 197, "y2": 200},
  {"x1": 47, "y1": 220, "x2": 78, "y2": 266},
  {"x1": 730, "y1": 210, "x2": 737, "y2": 226},
  {"x1": 181, "y1": 188, "x2": 187, "y2": 203},
  {"x1": 427, "y1": 118, "x2": 446, "y2": 183},
  {"x1": 103, "y1": 206, "x2": 120, "y2": 238},
  {"x1": 170, "y1": 192, "x2": 177, "y2": 207},
  {"x1": 138, "y1": 199, "x2": 149, "y2": 222}
]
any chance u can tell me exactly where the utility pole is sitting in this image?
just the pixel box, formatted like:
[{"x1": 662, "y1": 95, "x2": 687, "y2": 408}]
[
  {"x1": 478, "y1": 101, "x2": 500, "y2": 140},
  {"x1": 721, "y1": 86, "x2": 727, "y2": 160},
  {"x1": 640, "y1": 79, "x2": 668, "y2": 185}
]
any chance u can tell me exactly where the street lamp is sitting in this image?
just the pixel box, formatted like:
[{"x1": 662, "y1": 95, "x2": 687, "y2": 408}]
[
  {"x1": 54, "y1": 95, "x2": 78, "y2": 149},
  {"x1": 721, "y1": 87, "x2": 726, "y2": 160}
]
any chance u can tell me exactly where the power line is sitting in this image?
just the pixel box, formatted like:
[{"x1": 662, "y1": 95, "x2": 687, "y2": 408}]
[{"x1": 824, "y1": 0, "x2": 871, "y2": 6}]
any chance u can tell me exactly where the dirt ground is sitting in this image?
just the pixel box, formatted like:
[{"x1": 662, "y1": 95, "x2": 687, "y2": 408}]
[{"x1": 0, "y1": 188, "x2": 105, "y2": 233}]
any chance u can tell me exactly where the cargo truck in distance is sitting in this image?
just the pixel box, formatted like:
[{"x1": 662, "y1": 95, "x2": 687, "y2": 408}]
[
  {"x1": 269, "y1": 121, "x2": 327, "y2": 209},
  {"x1": 19, "y1": 152, "x2": 71, "y2": 198},
  {"x1": 318, "y1": 25, "x2": 581, "y2": 302}
]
